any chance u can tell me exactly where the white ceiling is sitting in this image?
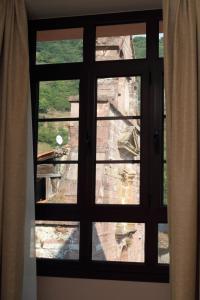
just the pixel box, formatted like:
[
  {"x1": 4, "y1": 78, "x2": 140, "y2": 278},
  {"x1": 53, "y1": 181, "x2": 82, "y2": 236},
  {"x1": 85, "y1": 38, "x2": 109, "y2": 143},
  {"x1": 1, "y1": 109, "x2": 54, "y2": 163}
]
[{"x1": 26, "y1": 0, "x2": 162, "y2": 20}]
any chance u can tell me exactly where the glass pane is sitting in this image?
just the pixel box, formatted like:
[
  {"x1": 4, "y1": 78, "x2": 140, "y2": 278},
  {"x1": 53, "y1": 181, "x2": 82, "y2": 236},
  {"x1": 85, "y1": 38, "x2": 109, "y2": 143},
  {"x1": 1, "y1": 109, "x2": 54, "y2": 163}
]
[
  {"x1": 163, "y1": 118, "x2": 166, "y2": 161},
  {"x1": 35, "y1": 221, "x2": 80, "y2": 259},
  {"x1": 39, "y1": 80, "x2": 79, "y2": 119},
  {"x1": 97, "y1": 77, "x2": 141, "y2": 117},
  {"x1": 36, "y1": 164, "x2": 78, "y2": 204},
  {"x1": 96, "y1": 23, "x2": 146, "y2": 61},
  {"x1": 163, "y1": 163, "x2": 168, "y2": 205},
  {"x1": 163, "y1": 89, "x2": 166, "y2": 116},
  {"x1": 96, "y1": 119, "x2": 140, "y2": 161},
  {"x1": 36, "y1": 28, "x2": 83, "y2": 64},
  {"x1": 92, "y1": 222, "x2": 145, "y2": 262},
  {"x1": 159, "y1": 21, "x2": 164, "y2": 58},
  {"x1": 96, "y1": 163, "x2": 140, "y2": 204},
  {"x1": 37, "y1": 121, "x2": 78, "y2": 160},
  {"x1": 158, "y1": 223, "x2": 169, "y2": 264}
]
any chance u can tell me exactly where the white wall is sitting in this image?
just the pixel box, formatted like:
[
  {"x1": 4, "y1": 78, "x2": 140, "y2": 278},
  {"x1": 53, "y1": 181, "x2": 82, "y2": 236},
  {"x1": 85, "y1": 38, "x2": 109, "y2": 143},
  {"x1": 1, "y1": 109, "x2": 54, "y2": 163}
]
[{"x1": 38, "y1": 277, "x2": 170, "y2": 300}]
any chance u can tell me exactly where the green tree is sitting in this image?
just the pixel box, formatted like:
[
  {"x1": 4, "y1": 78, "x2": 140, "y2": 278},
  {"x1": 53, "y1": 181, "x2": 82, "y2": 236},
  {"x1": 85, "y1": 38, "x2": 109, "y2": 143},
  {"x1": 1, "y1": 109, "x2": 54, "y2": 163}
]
[
  {"x1": 36, "y1": 39, "x2": 83, "y2": 64},
  {"x1": 132, "y1": 36, "x2": 146, "y2": 59},
  {"x1": 39, "y1": 97, "x2": 49, "y2": 113},
  {"x1": 38, "y1": 123, "x2": 68, "y2": 148},
  {"x1": 39, "y1": 80, "x2": 79, "y2": 114},
  {"x1": 159, "y1": 36, "x2": 164, "y2": 57}
]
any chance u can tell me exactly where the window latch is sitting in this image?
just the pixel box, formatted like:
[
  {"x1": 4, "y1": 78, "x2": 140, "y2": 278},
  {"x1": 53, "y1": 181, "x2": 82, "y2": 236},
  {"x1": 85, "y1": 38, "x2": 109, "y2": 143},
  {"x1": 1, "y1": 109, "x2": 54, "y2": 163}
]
[{"x1": 85, "y1": 132, "x2": 91, "y2": 150}]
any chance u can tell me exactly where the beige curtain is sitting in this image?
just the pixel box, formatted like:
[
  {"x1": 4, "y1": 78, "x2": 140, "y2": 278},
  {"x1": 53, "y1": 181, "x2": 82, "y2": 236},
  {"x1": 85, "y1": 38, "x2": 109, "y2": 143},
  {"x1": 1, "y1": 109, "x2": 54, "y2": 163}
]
[
  {"x1": 163, "y1": 1, "x2": 200, "y2": 299},
  {"x1": 22, "y1": 96, "x2": 37, "y2": 300},
  {"x1": 0, "y1": 0, "x2": 30, "y2": 299}
]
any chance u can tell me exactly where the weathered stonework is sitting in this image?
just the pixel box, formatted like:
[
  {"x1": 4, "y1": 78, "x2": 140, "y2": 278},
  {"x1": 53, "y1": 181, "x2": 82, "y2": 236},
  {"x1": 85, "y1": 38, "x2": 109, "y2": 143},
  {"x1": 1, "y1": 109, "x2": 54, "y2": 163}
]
[
  {"x1": 35, "y1": 221, "x2": 79, "y2": 259},
  {"x1": 92, "y1": 222, "x2": 144, "y2": 262}
]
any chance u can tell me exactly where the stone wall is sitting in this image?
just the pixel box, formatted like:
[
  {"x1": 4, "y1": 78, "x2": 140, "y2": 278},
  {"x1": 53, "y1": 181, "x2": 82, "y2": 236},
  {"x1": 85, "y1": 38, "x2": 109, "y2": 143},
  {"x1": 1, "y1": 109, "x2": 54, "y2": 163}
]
[
  {"x1": 36, "y1": 221, "x2": 79, "y2": 259},
  {"x1": 96, "y1": 36, "x2": 134, "y2": 61},
  {"x1": 92, "y1": 222, "x2": 144, "y2": 262}
]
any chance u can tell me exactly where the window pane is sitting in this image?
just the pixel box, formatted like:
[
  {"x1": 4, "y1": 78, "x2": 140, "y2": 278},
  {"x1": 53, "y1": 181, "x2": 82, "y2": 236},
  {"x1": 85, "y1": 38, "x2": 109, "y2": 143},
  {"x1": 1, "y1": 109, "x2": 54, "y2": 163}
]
[
  {"x1": 35, "y1": 221, "x2": 79, "y2": 259},
  {"x1": 95, "y1": 163, "x2": 140, "y2": 204},
  {"x1": 36, "y1": 28, "x2": 83, "y2": 64},
  {"x1": 97, "y1": 77, "x2": 141, "y2": 117},
  {"x1": 163, "y1": 89, "x2": 166, "y2": 116},
  {"x1": 92, "y1": 222, "x2": 145, "y2": 262},
  {"x1": 163, "y1": 163, "x2": 168, "y2": 205},
  {"x1": 36, "y1": 164, "x2": 78, "y2": 204},
  {"x1": 159, "y1": 21, "x2": 164, "y2": 58},
  {"x1": 96, "y1": 23, "x2": 146, "y2": 61},
  {"x1": 39, "y1": 80, "x2": 79, "y2": 119},
  {"x1": 37, "y1": 121, "x2": 79, "y2": 160},
  {"x1": 96, "y1": 119, "x2": 140, "y2": 161},
  {"x1": 163, "y1": 118, "x2": 166, "y2": 161},
  {"x1": 158, "y1": 223, "x2": 169, "y2": 264}
]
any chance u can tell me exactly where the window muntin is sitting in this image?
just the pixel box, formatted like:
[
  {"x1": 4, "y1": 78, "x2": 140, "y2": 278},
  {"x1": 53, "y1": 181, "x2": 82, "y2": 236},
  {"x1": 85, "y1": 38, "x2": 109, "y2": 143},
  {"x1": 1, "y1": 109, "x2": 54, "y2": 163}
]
[
  {"x1": 31, "y1": 10, "x2": 167, "y2": 282},
  {"x1": 36, "y1": 79, "x2": 80, "y2": 204},
  {"x1": 95, "y1": 75, "x2": 141, "y2": 205},
  {"x1": 163, "y1": 88, "x2": 167, "y2": 205}
]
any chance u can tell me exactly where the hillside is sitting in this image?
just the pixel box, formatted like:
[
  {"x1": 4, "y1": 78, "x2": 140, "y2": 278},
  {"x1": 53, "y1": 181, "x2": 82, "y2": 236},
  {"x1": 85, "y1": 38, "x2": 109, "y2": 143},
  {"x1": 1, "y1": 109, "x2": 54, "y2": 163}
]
[
  {"x1": 36, "y1": 36, "x2": 147, "y2": 115},
  {"x1": 36, "y1": 40, "x2": 83, "y2": 64}
]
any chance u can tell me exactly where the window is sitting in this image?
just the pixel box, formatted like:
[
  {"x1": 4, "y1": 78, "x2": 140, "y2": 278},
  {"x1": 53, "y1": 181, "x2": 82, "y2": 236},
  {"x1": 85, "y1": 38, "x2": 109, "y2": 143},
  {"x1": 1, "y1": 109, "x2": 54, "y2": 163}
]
[{"x1": 29, "y1": 9, "x2": 169, "y2": 282}]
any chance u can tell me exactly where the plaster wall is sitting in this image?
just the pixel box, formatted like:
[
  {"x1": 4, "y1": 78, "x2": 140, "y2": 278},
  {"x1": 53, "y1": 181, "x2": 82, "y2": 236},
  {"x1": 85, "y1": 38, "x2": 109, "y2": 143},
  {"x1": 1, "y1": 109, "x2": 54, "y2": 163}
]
[{"x1": 38, "y1": 277, "x2": 170, "y2": 300}]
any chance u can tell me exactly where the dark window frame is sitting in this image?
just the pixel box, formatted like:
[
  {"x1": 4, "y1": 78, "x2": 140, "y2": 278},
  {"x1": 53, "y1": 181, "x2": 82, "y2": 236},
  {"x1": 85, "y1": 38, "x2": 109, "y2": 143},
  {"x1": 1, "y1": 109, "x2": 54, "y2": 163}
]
[{"x1": 29, "y1": 9, "x2": 169, "y2": 283}]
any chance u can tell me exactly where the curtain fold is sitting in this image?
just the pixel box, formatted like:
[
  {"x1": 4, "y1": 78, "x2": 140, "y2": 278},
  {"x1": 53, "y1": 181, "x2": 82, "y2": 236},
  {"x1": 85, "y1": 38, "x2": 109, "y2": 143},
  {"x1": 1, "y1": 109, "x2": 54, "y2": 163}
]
[
  {"x1": 163, "y1": 1, "x2": 199, "y2": 299},
  {"x1": 0, "y1": 0, "x2": 36, "y2": 299},
  {"x1": 22, "y1": 93, "x2": 37, "y2": 300}
]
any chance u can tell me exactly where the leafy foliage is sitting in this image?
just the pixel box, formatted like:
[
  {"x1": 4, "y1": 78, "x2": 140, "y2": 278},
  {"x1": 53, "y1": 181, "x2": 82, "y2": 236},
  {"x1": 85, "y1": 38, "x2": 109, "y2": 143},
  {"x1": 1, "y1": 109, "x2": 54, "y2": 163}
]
[
  {"x1": 163, "y1": 163, "x2": 168, "y2": 205},
  {"x1": 132, "y1": 36, "x2": 146, "y2": 59},
  {"x1": 37, "y1": 40, "x2": 81, "y2": 151},
  {"x1": 159, "y1": 37, "x2": 164, "y2": 57},
  {"x1": 36, "y1": 39, "x2": 83, "y2": 64},
  {"x1": 39, "y1": 80, "x2": 79, "y2": 114},
  {"x1": 38, "y1": 123, "x2": 68, "y2": 148},
  {"x1": 37, "y1": 35, "x2": 166, "y2": 187},
  {"x1": 132, "y1": 35, "x2": 164, "y2": 59}
]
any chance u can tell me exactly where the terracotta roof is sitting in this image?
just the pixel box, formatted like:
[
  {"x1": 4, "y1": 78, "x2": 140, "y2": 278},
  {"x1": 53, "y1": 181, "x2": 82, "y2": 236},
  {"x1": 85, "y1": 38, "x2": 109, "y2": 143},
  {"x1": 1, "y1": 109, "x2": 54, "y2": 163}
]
[{"x1": 37, "y1": 150, "x2": 55, "y2": 161}]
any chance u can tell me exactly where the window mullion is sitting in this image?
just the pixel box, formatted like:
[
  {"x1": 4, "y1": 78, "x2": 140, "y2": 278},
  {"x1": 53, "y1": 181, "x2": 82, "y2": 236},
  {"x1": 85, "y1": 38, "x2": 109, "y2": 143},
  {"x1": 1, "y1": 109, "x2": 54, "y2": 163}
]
[{"x1": 79, "y1": 24, "x2": 96, "y2": 262}]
